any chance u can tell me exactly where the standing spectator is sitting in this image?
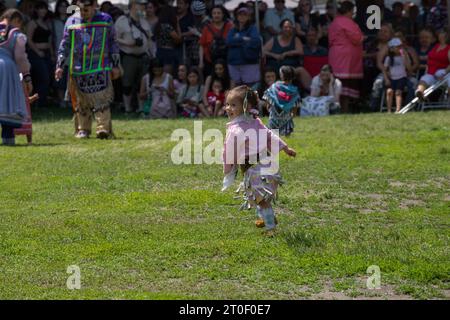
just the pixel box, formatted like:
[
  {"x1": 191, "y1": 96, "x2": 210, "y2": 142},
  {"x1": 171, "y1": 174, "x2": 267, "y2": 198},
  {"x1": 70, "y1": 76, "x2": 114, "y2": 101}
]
[
  {"x1": 115, "y1": 0, "x2": 154, "y2": 114},
  {"x1": 256, "y1": 0, "x2": 270, "y2": 43},
  {"x1": 146, "y1": 0, "x2": 159, "y2": 33},
  {"x1": 176, "y1": 0, "x2": 195, "y2": 65},
  {"x1": 198, "y1": 5, "x2": 232, "y2": 78},
  {"x1": 154, "y1": 5, "x2": 182, "y2": 74},
  {"x1": 100, "y1": 1, "x2": 114, "y2": 13},
  {"x1": 328, "y1": 1, "x2": 364, "y2": 113},
  {"x1": 428, "y1": 0, "x2": 448, "y2": 33},
  {"x1": 263, "y1": 19, "x2": 303, "y2": 71},
  {"x1": 26, "y1": 1, "x2": 54, "y2": 108},
  {"x1": 407, "y1": 4, "x2": 421, "y2": 41},
  {"x1": 0, "y1": 9, "x2": 32, "y2": 146},
  {"x1": 294, "y1": 0, "x2": 321, "y2": 43},
  {"x1": 418, "y1": 0, "x2": 434, "y2": 29},
  {"x1": 51, "y1": 0, "x2": 69, "y2": 108},
  {"x1": 383, "y1": 38, "x2": 412, "y2": 113},
  {"x1": 391, "y1": 2, "x2": 412, "y2": 37},
  {"x1": 187, "y1": 0, "x2": 210, "y2": 68},
  {"x1": 0, "y1": 1, "x2": 5, "y2": 16},
  {"x1": 226, "y1": 6, "x2": 261, "y2": 87},
  {"x1": 263, "y1": 0, "x2": 294, "y2": 36},
  {"x1": 318, "y1": 0, "x2": 336, "y2": 47}
]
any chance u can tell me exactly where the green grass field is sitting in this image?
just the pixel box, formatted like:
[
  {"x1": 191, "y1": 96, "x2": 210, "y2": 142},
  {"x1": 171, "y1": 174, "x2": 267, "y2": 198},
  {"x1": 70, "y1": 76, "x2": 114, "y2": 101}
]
[{"x1": 0, "y1": 109, "x2": 449, "y2": 300}]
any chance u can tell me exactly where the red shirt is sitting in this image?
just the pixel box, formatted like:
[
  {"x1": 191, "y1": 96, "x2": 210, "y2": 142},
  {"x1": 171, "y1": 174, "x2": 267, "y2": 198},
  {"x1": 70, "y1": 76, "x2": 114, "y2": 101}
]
[
  {"x1": 427, "y1": 43, "x2": 450, "y2": 75},
  {"x1": 199, "y1": 21, "x2": 233, "y2": 64},
  {"x1": 207, "y1": 91, "x2": 225, "y2": 106}
]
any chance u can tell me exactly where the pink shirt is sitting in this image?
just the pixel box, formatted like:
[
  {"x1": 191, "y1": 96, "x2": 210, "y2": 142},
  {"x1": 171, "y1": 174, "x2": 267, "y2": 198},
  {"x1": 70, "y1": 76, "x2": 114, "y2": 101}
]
[
  {"x1": 328, "y1": 16, "x2": 363, "y2": 79},
  {"x1": 223, "y1": 115, "x2": 287, "y2": 174}
]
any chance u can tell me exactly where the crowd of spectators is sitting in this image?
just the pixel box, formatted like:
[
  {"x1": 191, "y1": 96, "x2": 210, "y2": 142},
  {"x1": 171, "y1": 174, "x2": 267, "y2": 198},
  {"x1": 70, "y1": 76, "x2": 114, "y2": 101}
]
[{"x1": 1, "y1": 0, "x2": 449, "y2": 117}]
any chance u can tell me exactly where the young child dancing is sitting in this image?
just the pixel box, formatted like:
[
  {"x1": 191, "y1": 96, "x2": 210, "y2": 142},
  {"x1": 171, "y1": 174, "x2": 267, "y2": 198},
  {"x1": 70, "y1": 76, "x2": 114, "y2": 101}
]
[
  {"x1": 263, "y1": 66, "x2": 301, "y2": 136},
  {"x1": 222, "y1": 86, "x2": 297, "y2": 236}
]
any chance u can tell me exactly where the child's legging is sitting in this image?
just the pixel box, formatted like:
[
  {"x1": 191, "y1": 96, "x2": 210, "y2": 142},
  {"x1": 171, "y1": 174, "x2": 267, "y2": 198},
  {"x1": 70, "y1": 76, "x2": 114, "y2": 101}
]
[
  {"x1": 257, "y1": 205, "x2": 276, "y2": 230},
  {"x1": 1, "y1": 125, "x2": 15, "y2": 145}
]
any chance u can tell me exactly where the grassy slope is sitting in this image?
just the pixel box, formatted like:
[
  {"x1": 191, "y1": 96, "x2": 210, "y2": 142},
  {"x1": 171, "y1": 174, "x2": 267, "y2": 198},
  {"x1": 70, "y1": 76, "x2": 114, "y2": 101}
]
[{"x1": 0, "y1": 110, "x2": 449, "y2": 299}]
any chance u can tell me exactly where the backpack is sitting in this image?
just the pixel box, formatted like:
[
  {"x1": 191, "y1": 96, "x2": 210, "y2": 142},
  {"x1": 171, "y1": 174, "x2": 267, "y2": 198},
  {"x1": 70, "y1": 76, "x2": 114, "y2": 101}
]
[{"x1": 207, "y1": 24, "x2": 228, "y2": 62}]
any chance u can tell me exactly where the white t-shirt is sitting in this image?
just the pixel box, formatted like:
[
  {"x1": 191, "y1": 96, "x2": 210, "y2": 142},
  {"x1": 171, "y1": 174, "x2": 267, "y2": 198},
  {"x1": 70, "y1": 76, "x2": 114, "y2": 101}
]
[
  {"x1": 384, "y1": 55, "x2": 407, "y2": 80},
  {"x1": 114, "y1": 15, "x2": 154, "y2": 56}
]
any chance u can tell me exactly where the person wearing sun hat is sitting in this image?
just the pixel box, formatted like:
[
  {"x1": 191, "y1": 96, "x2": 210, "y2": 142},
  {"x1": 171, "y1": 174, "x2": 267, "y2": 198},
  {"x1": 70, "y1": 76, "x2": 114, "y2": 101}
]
[{"x1": 55, "y1": 0, "x2": 121, "y2": 139}]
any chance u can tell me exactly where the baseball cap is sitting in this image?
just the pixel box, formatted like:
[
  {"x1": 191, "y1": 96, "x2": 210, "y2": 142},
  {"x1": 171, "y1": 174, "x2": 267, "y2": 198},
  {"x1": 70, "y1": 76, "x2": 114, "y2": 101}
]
[
  {"x1": 191, "y1": 0, "x2": 206, "y2": 16},
  {"x1": 388, "y1": 37, "x2": 402, "y2": 48}
]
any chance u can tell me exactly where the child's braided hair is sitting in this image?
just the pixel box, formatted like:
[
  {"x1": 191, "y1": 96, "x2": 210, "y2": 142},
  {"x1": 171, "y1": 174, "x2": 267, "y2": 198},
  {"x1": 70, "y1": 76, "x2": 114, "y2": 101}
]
[{"x1": 227, "y1": 85, "x2": 259, "y2": 117}]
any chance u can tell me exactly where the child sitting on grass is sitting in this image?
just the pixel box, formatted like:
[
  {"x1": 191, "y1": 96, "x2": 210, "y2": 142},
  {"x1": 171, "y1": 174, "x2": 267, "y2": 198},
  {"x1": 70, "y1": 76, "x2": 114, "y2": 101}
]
[
  {"x1": 177, "y1": 68, "x2": 207, "y2": 118},
  {"x1": 222, "y1": 85, "x2": 297, "y2": 237},
  {"x1": 263, "y1": 66, "x2": 301, "y2": 137},
  {"x1": 206, "y1": 79, "x2": 226, "y2": 117}
]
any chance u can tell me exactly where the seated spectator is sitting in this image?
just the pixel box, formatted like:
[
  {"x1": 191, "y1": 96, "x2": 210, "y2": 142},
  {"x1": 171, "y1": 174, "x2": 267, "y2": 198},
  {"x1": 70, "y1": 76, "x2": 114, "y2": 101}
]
[
  {"x1": 302, "y1": 64, "x2": 342, "y2": 116},
  {"x1": 207, "y1": 79, "x2": 226, "y2": 116},
  {"x1": 294, "y1": 0, "x2": 322, "y2": 44},
  {"x1": 139, "y1": 58, "x2": 176, "y2": 119},
  {"x1": 252, "y1": 67, "x2": 278, "y2": 115},
  {"x1": 415, "y1": 29, "x2": 450, "y2": 101},
  {"x1": 416, "y1": 28, "x2": 436, "y2": 79},
  {"x1": 263, "y1": 0, "x2": 295, "y2": 36},
  {"x1": 174, "y1": 64, "x2": 188, "y2": 96},
  {"x1": 302, "y1": 27, "x2": 328, "y2": 78},
  {"x1": 202, "y1": 59, "x2": 233, "y2": 108},
  {"x1": 198, "y1": 5, "x2": 232, "y2": 78},
  {"x1": 263, "y1": 19, "x2": 303, "y2": 71},
  {"x1": 226, "y1": 6, "x2": 261, "y2": 86},
  {"x1": 311, "y1": 64, "x2": 342, "y2": 103},
  {"x1": 177, "y1": 67, "x2": 207, "y2": 118}
]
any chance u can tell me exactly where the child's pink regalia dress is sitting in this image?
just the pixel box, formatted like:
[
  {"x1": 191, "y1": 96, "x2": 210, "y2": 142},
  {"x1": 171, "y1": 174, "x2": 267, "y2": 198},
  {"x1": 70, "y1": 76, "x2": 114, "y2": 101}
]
[{"x1": 222, "y1": 114, "x2": 287, "y2": 210}]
